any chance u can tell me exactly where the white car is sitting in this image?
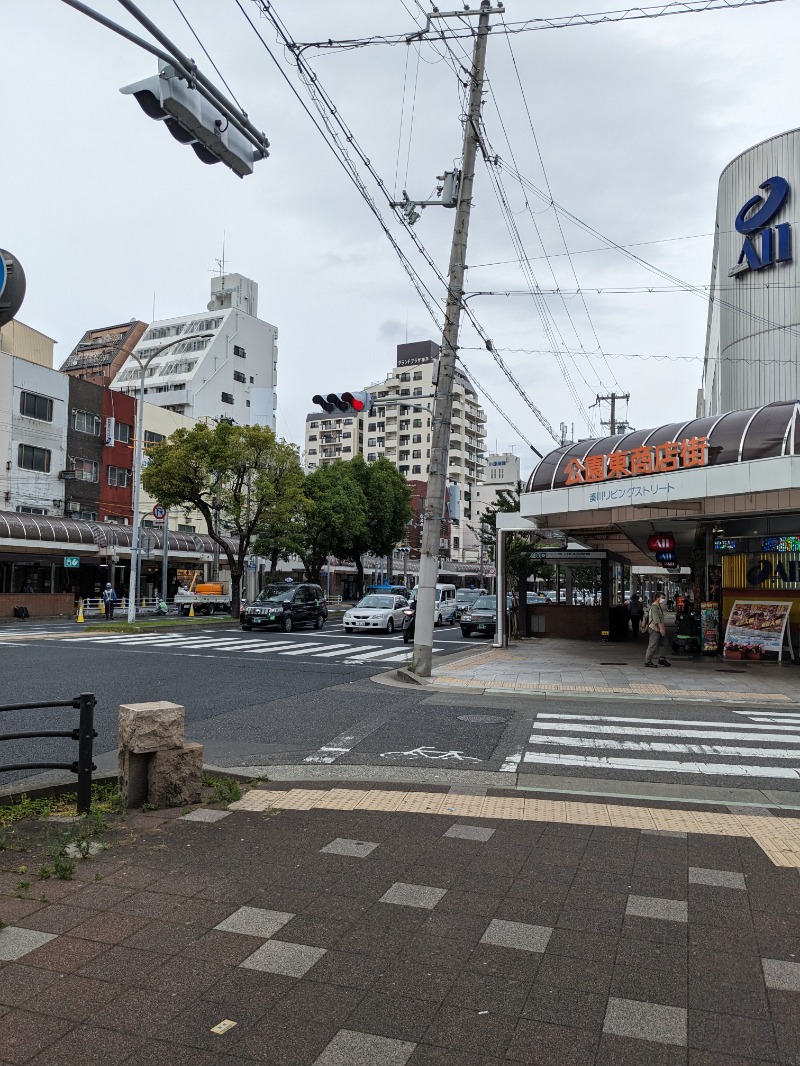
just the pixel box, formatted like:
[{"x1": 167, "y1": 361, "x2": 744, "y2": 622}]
[{"x1": 343, "y1": 594, "x2": 409, "y2": 634}]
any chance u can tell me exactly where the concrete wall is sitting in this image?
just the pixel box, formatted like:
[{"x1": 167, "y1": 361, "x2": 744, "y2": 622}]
[
  {"x1": 528, "y1": 603, "x2": 603, "y2": 639},
  {"x1": 0, "y1": 593, "x2": 74, "y2": 618}
]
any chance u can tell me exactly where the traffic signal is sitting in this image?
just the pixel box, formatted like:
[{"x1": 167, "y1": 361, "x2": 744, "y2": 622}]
[
  {"x1": 312, "y1": 391, "x2": 373, "y2": 414},
  {"x1": 120, "y1": 64, "x2": 263, "y2": 178}
]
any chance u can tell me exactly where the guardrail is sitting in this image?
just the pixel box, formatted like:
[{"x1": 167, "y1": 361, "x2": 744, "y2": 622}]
[
  {"x1": 0, "y1": 693, "x2": 97, "y2": 813},
  {"x1": 82, "y1": 597, "x2": 169, "y2": 616}
]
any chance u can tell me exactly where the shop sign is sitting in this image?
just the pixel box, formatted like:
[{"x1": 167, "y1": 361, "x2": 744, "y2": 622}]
[
  {"x1": 64, "y1": 556, "x2": 80, "y2": 568},
  {"x1": 563, "y1": 437, "x2": 709, "y2": 486},
  {"x1": 747, "y1": 557, "x2": 800, "y2": 586},
  {"x1": 730, "y1": 176, "x2": 792, "y2": 278},
  {"x1": 648, "y1": 534, "x2": 675, "y2": 552},
  {"x1": 724, "y1": 600, "x2": 791, "y2": 659},
  {"x1": 656, "y1": 550, "x2": 676, "y2": 563}
]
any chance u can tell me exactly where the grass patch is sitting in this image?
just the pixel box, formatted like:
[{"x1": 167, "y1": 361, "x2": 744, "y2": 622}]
[
  {"x1": 202, "y1": 774, "x2": 243, "y2": 805},
  {"x1": 82, "y1": 615, "x2": 233, "y2": 635},
  {"x1": 0, "y1": 782, "x2": 122, "y2": 828}
]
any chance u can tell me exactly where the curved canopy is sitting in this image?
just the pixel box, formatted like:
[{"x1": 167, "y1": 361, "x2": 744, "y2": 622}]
[
  {"x1": 0, "y1": 511, "x2": 223, "y2": 554},
  {"x1": 526, "y1": 400, "x2": 800, "y2": 493}
]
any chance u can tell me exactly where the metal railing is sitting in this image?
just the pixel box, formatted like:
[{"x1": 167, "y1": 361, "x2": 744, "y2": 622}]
[
  {"x1": 0, "y1": 693, "x2": 97, "y2": 813},
  {"x1": 82, "y1": 597, "x2": 171, "y2": 616}
]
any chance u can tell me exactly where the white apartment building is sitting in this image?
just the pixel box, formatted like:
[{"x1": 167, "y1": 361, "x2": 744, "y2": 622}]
[
  {"x1": 112, "y1": 273, "x2": 277, "y2": 429},
  {"x1": 0, "y1": 353, "x2": 69, "y2": 516},
  {"x1": 303, "y1": 340, "x2": 487, "y2": 562},
  {"x1": 474, "y1": 452, "x2": 521, "y2": 520}
]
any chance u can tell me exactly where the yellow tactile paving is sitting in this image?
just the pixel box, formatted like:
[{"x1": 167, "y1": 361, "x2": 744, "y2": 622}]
[
  {"x1": 232, "y1": 787, "x2": 800, "y2": 868},
  {"x1": 439, "y1": 795, "x2": 490, "y2": 818}
]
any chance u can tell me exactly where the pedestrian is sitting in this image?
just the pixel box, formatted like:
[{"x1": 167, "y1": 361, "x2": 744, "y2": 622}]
[
  {"x1": 645, "y1": 591, "x2": 671, "y2": 668},
  {"x1": 628, "y1": 592, "x2": 644, "y2": 642},
  {"x1": 102, "y1": 582, "x2": 117, "y2": 621}
]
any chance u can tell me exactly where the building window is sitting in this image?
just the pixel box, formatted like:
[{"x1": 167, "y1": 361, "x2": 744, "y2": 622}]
[
  {"x1": 400, "y1": 388, "x2": 410, "y2": 397},
  {"x1": 343, "y1": 446, "x2": 352, "y2": 453},
  {"x1": 368, "y1": 423, "x2": 376, "y2": 432},
  {"x1": 20, "y1": 391, "x2": 54, "y2": 422},
  {"x1": 107, "y1": 466, "x2": 131, "y2": 488},
  {"x1": 309, "y1": 421, "x2": 319, "y2": 429},
  {"x1": 399, "y1": 451, "x2": 410, "y2": 461},
  {"x1": 308, "y1": 449, "x2": 317, "y2": 455},
  {"x1": 233, "y1": 370, "x2": 246, "y2": 384},
  {"x1": 399, "y1": 372, "x2": 411, "y2": 382},
  {"x1": 343, "y1": 431, "x2": 351, "y2": 439},
  {"x1": 71, "y1": 457, "x2": 99, "y2": 483},
  {"x1": 399, "y1": 465, "x2": 410, "y2": 475},
  {"x1": 16, "y1": 505, "x2": 48, "y2": 515},
  {"x1": 412, "y1": 465, "x2": 421, "y2": 474},
  {"x1": 144, "y1": 430, "x2": 165, "y2": 448},
  {"x1": 249, "y1": 376, "x2": 254, "y2": 384},
  {"x1": 115, "y1": 422, "x2": 131, "y2": 444},
  {"x1": 412, "y1": 434, "x2": 422, "y2": 444},
  {"x1": 413, "y1": 419, "x2": 422, "y2": 428},
  {"x1": 72, "y1": 409, "x2": 101, "y2": 435},
  {"x1": 368, "y1": 438, "x2": 377, "y2": 447},
  {"x1": 453, "y1": 536, "x2": 460, "y2": 549},
  {"x1": 413, "y1": 371, "x2": 423, "y2": 380},
  {"x1": 178, "y1": 523, "x2": 195, "y2": 533},
  {"x1": 367, "y1": 453, "x2": 377, "y2": 462},
  {"x1": 308, "y1": 435, "x2": 317, "y2": 442},
  {"x1": 412, "y1": 450, "x2": 421, "y2": 459},
  {"x1": 234, "y1": 345, "x2": 246, "y2": 358},
  {"x1": 221, "y1": 392, "x2": 234, "y2": 405},
  {"x1": 413, "y1": 387, "x2": 423, "y2": 396},
  {"x1": 399, "y1": 436, "x2": 410, "y2": 446}
]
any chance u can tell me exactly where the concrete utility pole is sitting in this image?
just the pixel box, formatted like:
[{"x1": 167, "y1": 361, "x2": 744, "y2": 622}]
[
  {"x1": 411, "y1": 0, "x2": 496, "y2": 676},
  {"x1": 594, "y1": 392, "x2": 630, "y2": 436}
]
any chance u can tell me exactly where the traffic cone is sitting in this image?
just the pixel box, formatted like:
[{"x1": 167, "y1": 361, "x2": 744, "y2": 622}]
[
  {"x1": 189, "y1": 602, "x2": 195, "y2": 618},
  {"x1": 77, "y1": 599, "x2": 85, "y2": 623}
]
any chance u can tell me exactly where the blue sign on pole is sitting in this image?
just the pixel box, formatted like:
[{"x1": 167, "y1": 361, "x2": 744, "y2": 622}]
[{"x1": 0, "y1": 254, "x2": 6, "y2": 301}]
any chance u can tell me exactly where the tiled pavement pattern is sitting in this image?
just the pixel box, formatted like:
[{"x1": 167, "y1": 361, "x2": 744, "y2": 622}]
[
  {"x1": 231, "y1": 787, "x2": 800, "y2": 868},
  {"x1": 1, "y1": 791, "x2": 799, "y2": 1064},
  {"x1": 431, "y1": 638, "x2": 800, "y2": 704}
]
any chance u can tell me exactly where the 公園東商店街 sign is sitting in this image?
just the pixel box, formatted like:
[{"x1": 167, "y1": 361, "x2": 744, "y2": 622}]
[{"x1": 563, "y1": 435, "x2": 709, "y2": 486}]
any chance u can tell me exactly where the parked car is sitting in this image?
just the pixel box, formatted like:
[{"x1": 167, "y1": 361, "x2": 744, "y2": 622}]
[
  {"x1": 409, "y1": 583, "x2": 458, "y2": 626},
  {"x1": 344, "y1": 594, "x2": 409, "y2": 634},
  {"x1": 460, "y1": 594, "x2": 502, "y2": 638},
  {"x1": 526, "y1": 592, "x2": 549, "y2": 605},
  {"x1": 240, "y1": 583, "x2": 327, "y2": 632}
]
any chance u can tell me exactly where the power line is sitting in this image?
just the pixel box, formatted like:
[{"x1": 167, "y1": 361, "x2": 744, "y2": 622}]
[{"x1": 169, "y1": 0, "x2": 242, "y2": 107}]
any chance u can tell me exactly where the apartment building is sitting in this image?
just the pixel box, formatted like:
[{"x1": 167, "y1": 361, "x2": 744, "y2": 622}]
[
  {"x1": 0, "y1": 320, "x2": 57, "y2": 369},
  {"x1": 303, "y1": 340, "x2": 487, "y2": 561},
  {"x1": 111, "y1": 274, "x2": 277, "y2": 428},
  {"x1": 60, "y1": 320, "x2": 148, "y2": 388}
]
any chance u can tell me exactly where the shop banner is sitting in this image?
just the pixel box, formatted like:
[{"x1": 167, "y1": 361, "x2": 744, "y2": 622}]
[
  {"x1": 724, "y1": 600, "x2": 791, "y2": 659},
  {"x1": 700, "y1": 602, "x2": 720, "y2": 654}
]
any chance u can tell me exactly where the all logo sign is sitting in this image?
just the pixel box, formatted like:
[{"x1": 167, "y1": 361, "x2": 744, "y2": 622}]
[{"x1": 730, "y1": 176, "x2": 792, "y2": 277}]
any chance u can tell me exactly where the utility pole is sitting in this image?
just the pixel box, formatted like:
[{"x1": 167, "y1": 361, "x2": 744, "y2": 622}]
[
  {"x1": 593, "y1": 392, "x2": 631, "y2": 436},
  {"x1": 411, "y1": 0, "x2": 497, "y2": 676}
]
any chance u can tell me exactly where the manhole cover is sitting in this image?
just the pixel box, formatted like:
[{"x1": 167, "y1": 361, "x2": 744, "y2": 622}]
[
  {"x1": 599, "y1": 662, "x2": 628, "y2": 666},
  {"x1": 457, "y1": 714, "x2": 507, "y2": 724}
]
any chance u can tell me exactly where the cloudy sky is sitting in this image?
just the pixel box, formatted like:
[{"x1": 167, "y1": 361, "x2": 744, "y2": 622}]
[{"x1": 5, "y1": 0, "x2": 800, "y2": 477}]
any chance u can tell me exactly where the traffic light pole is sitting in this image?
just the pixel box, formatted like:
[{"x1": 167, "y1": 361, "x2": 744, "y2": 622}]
[{"x1": 411, "y1": 0, "x2": 494, "y2": 677}]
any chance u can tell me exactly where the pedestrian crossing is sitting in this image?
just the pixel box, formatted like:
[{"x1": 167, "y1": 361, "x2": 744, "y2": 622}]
[
  {"x1": 59, "y1": 632, "x2": 431, "y2": 666},
  {"x1": 501, "y1": 710, "x2": 800, "y2": 780}
]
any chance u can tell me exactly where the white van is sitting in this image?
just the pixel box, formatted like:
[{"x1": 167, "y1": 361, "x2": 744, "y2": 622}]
[{"x1": 410, "y1": 583, "x2": 458, "y2": 626}]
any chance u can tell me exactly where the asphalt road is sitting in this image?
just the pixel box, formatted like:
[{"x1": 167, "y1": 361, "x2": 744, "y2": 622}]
[{"x1": 2, "y1": 620, "x2": 800, "y2": 799}]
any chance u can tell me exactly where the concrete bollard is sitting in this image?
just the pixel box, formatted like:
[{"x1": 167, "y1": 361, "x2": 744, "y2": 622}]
[{"x1": 118, "y1": 701, "x2": 203, "y2": 808}]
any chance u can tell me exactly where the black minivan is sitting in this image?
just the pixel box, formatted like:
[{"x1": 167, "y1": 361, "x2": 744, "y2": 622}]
[{"x1": 240, "y1": 583, "x2": 327, "y2": 632}]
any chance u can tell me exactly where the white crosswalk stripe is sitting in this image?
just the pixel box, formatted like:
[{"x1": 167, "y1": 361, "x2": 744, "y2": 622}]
[
  {"x1": 503, "y1": 710, "x2": 800, "y2": 780},
  {"x1": 51, "y1": 631, "x2": 430, "y2": 665}
]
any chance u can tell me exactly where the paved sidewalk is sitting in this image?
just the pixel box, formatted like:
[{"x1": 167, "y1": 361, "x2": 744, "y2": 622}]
[
  {"x1": 432, "y1": 638, "x2": 800, "y2": 705},
  {"x1": 1, "y1": 782, "x2": 800, "y2": 1064}
]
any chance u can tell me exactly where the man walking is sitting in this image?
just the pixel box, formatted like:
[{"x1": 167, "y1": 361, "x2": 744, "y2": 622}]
[
  {"x1": 645, "y1": 591, "x2": 671, "y2": 668},
  {"x1": 102, "y1": 582, "x2": 117, "y2": 621}
]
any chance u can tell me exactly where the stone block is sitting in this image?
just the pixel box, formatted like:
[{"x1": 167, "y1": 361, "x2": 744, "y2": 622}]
[
  {"x1": 147, "y1": 742, "x2": 203, "y2": 808},
  {"x1": 118, "y1": 748, "x2": 150, "y2": 808},
  {"x1": 119, "y1": 701, "x2": 184, "y2": 754}
]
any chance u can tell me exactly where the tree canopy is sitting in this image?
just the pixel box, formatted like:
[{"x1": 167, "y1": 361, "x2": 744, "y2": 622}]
[{"x1": 141, "y1": 421, "x2": 303, "y2": 616}]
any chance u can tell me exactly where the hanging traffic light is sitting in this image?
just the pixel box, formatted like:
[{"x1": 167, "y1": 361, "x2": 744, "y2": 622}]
[
  {"x1": 312, "y1": 391, "x2": 373, "y2": 415},
  {"x1": 120, "y1": 64, "x2": 265, "y2": 178}
]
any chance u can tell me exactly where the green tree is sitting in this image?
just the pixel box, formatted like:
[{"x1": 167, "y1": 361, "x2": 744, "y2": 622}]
[
  {"x1": 470, "y1": 481, "x2": 552, "y2": 588},
  {"x1": 251, "y1": 455, "x2": 306, "y2": 577},
  {"x1": 141, "y1": 422, "x2": 302, "y2": 617},
  {"x1": 346, "y1": 456, "x2": 413, "y2": 595},
  {"x1": 295, "y1": 461, "x2": 368, "y2": 585}
]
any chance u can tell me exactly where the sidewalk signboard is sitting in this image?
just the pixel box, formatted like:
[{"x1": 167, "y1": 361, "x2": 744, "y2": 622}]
[
  {"x1": 723, "y1": 599, "x2": 794, "y2": 662},
  {"x1": 700, "y1": 601, "x2": 719, "y2": 653}
]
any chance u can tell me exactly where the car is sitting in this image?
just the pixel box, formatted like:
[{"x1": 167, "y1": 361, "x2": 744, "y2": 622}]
[
  {"x1": 455, "y1": 588, "x2": 487, "y2": 619},
  {"x1": 460, "y1": 593, "x2": 502, "y2": 638},
  {"x1": 409, "y1": 583, "x2": 458, "y2": 626},
  {"x1": 526, "y1": 592, "x2": 548, "y2": 604},
  {"x1": 343, "y1": 594, "x2": 408, "y2": 634},
  {"x1": 365, "y1": 584, "x2": 410, "y2": 598},
  {"x1": 240, "y1": 582, "x2": 327, "y2": 632}
]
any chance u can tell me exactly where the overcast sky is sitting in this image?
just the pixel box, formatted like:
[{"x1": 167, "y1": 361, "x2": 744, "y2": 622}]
[{"x1": 6, "y1": 0, "x2": 800, "y2": 478}]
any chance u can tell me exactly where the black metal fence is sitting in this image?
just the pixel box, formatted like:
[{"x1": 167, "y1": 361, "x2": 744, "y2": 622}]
[{"x1": 0, "y1": 693, "x2": 97, "y2": 813}]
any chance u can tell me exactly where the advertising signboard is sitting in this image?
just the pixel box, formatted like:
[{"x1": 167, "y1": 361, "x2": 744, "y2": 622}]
[
  {"x1": 700, "y1": 602, "x2": 720, "y2": 654},
  {"x1": 724, "y1": 600, "x2": 793, "y2": 661}
]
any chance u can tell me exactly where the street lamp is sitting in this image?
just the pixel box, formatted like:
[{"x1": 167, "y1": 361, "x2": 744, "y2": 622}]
[{"x1": 126, "y1": 332, "x2": 212, "y2": 623}]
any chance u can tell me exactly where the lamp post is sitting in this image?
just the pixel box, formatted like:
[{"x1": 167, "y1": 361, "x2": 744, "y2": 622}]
[{"x1": 126, "y1": 332, "x2": 212, "y2": 623}]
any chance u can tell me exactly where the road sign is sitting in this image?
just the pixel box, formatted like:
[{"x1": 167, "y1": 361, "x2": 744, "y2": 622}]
[
  {"x1": 0, "y1": 253, "x2": 6, "y2": 300},
  {"x1": 485, "y1": 566, "x2": 496, "y2": 577},
  {"x1": 64, "y1": 556, "x2": 80, "y2": 568},
  {"x1": 152, "y1": 504, "x2": 166, "y2": 520}
]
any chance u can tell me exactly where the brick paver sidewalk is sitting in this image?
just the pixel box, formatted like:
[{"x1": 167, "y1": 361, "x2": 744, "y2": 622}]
[{"x1": 0, "y1": 783, "x2": 799, "y2": 1064}]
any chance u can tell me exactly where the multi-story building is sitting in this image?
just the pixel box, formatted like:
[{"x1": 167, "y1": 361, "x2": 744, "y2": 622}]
[
  {"x1": 303, "y1": 340, "x2": 487, "y2": 562},
  {"x1": 0, "y1": 353, "x2": 69, "y2": 517},
  {"x1": 0, "y1": 320, "x2": 57, "y2": 369},
  {"x1": 474, "y1": 452, "x2": 521, "y2": 516},
  {"x1": 111, "y1": 273, "x2": 277, "y2": 428},
  {"x1": 60, "y1": 321, "x2": 148, "y2": 388}
]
